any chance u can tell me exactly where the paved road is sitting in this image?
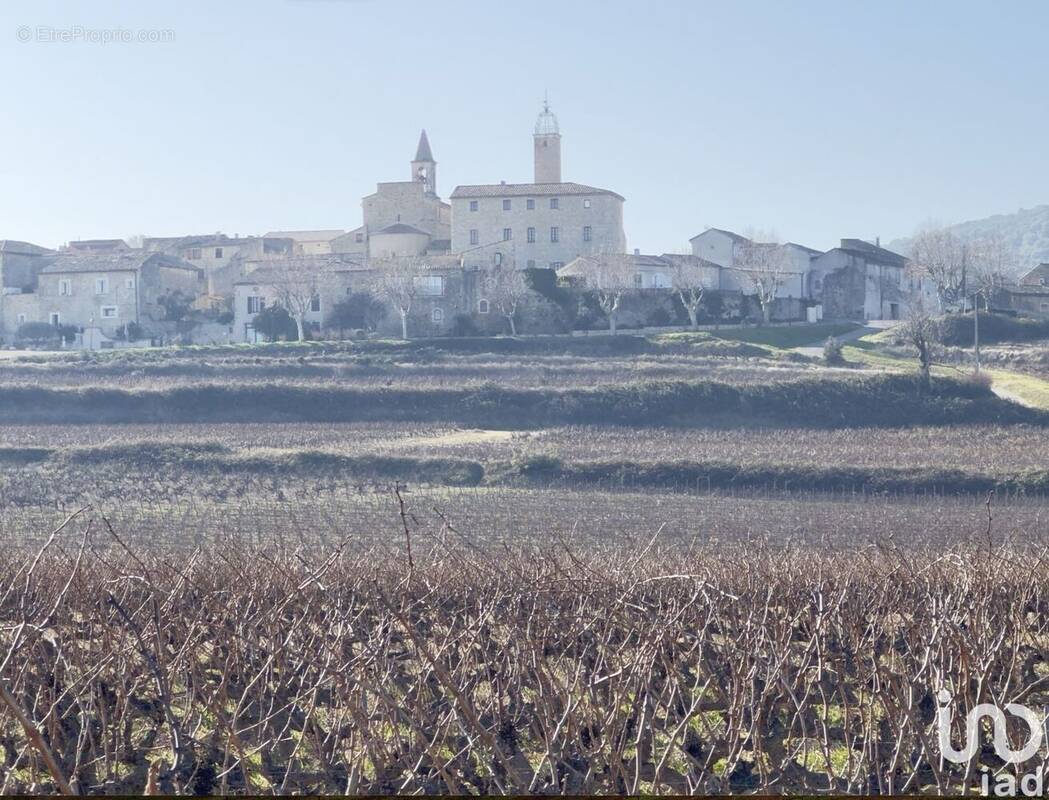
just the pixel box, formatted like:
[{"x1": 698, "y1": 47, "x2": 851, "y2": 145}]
[{"x1": 792, "y1": 320, "x2": 900, "y2": 358}]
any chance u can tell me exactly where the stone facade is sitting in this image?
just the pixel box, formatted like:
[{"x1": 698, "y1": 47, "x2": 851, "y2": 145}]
[
  {"x1": 814, "y1": 240, "x2": 916, "y2": 321},
  {"x1": 0, "y1": 240, "x2": 55, "y2": 293},
  {"x1": 689, "y1": 229, "x2": 819, "y2": 299},
  {"x1": 450, "y1": 185, "x2": 625, "y2": 270},
  {"x1": 143, "y1": 234, "x2": 294, "y2": 296},
  {"x1": 27, "y1": 252, "x2": 203, "y2": 337},
  {"x1": 449, "y1": 103, "x2": 626, "y2": 270}
]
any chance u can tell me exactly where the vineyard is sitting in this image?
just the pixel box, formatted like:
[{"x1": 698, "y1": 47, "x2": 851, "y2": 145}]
[{"x1": 0, "y1": 332, "x2": 1047, "y2": 794}]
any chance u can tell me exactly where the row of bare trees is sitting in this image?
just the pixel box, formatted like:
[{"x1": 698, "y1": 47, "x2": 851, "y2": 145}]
[
  {"x1": 253, "y1": 256, "x2": 532, "y2": 341},
  {"x1": 0, "y1": 508, "x2": 1046, "y2": 795}
]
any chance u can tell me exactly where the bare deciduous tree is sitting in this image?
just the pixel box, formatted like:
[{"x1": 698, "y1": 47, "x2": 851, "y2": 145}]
[
  {"x1": 376, "y1": 256, "x2": 426, "y2": 339},
  {"x1": 666, "y1": 255, "x2": 710, "y2": 329},
  {"x1": 268, "y1": 257, "x2": 330, "y2": 341},
  {"x1": 908, "y1": 227, "x2": 969, "y2": 312},
  {"x1": 902, "y1": 297, "x2": 937, "y2": 392},
  {"x1": 484, "y1": 267, "x2": 530, "y2": 336},
  {"x1": 736, "y1": 237, "x2": 786, "y2": 324},
  {"x1": 573, "y1": 252, "x2": 637, "y2": 335}
]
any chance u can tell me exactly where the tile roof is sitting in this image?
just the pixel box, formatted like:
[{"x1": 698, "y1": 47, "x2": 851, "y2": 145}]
[
  {"x1": 689, "y1": 227, "x2": 750, "y2": 244},
  {"x1": 263, "y1": 229, "x2": 345, "y2": 242},
  {"x1": 39, "y1": 251, "x2": 200, "y2": 275},
  {"x1": 450, "y1": 181, "x2": 624, "y2": 201},
  {"x1": 0, "y1": 240, "x2": 53, "y2": 255},
  {"x1": 375, "y1": 223, "x2": 430, "y2": 236},
  {"x1": 233, "y1": 254, "x2": 369, "y2": 285}
]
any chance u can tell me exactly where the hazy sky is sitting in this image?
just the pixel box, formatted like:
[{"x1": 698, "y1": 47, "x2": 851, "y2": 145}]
[{"x1": 2, "y1": 0, "x2": 1046, "y2": 253}]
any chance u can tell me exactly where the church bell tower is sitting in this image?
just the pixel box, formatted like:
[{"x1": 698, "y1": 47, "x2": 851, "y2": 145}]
[
  {"x1": 411, "y1": 129, "x2": 437, "y2": 196},
  {"x1": 533, "y1": 98, "x2": 562, "y2": 184}
]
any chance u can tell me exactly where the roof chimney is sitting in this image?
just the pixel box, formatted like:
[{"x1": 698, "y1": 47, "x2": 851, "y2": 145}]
[{"x1": 634, "y1": 248, "x2": 640, "y2": 256}]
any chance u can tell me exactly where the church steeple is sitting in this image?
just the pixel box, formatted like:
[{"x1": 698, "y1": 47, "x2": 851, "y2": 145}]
[
  {"x1": 411, "y1": 129, "x2": 436, "y2": 195},
  {"x1": 533, "y1": 97, "x2": 562, "y2": 183}
]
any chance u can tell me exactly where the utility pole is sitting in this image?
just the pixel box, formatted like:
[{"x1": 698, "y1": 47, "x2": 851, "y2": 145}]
[{"x1": 973, "y1": 289, "x2": 981, "y2": 373}]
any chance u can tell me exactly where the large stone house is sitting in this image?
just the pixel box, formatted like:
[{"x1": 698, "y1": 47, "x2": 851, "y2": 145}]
[
  {"x1": 3, "y1": 251, "x2": 204, "y2": 338},
  {"x1": 811, "y1": 239, "x2": 925, "y2": 321},
  {"x1": 449, "y1": 103, "x2": 626, "y2": 271},
  {"x1": 688, "y1": 228, "x2": 821, "y2": 300},
  {"x1": 232, "y1": 254, "x2": 500, "y2": 342}
]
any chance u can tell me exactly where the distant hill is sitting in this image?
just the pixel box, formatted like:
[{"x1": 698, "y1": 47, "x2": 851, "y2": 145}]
[{"x1": 890, "y1": 205, "x2": 1049, "y2": 279}]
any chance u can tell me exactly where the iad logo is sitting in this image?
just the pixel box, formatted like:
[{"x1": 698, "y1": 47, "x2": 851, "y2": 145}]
[{"x1": 936, "y1": 688, "x2": 1048, "y2": 797}]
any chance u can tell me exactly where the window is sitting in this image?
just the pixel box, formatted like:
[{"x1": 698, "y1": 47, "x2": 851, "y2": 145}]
[
  {"x1": 95, "y1": 277, "x2": 108, "y2": 295},
  {"x1": 583, "y1": 226, "x2": 592, "y2": 242},
  {"x1": 469, "y1": 229, "x2": 479, "y2": 246},
  {"x1": 431, "y1": 307, "x2": 444, "y2": 323},
  {"x1": 415, "y1": 275, "x2": 444, "y2": 297},
  {"x1": 16, "y1": 314, "x2": 25, "y2": 325},
  {"x1": 355, "y1": 232, "x2": 364, "y2": 243},
  {"x1": 634, "y1": 273, "x2": 644, "y2": 289},
  {"x1": 550, "y1": 261, "x2": 563, "y2": 269},
  {"x1": 188, "y1": 248, "x2": 201, "y2": 259},
  {"x1": 310, "y1": 294, "x2": 321, "y2": 313},
  {"x1": 652, "y1": 272, "x2": 669, "y2": 289},
  {"x1": 549, "y1": 197, "x2": 559, "y2": 209},
  {"x1": 527, "y1": 227, "x2": 536, "y2": 243},
  {"x1": 125, "y1": 277, "x2": 136, "y2": 290},
  {"x1": 502, "y1": 199, "x2": 511, "y2": 211},
  {"x1": 503, "y1": 227, "x2": 512, "y2": 241},
  {"x1": 478, "y1": 299, "x2": 490, "y2": 314},
  {"x1": 214, "y1": 247, "x2": 224, "y2": 258},
  {"x1": 247, "y1": 296, "x2": 265, "y2": 314},
  {"x1": 101, "y1": 306, "x2": 118, "y2": 319},
  {"x1": 469, "y1": 200, "x2": 479, "y2": 212},
  {"x1": 494, "y1": 252, "x2": 503, "y2": 266},
  {"x1": 550, "y1": 226, "x2": 560, "y2": 243},
  {"x1": 50, "y1": 312, "x2": 60, "y2": 326},
  {"x1": 526, "y1": 199, "x2": 535, "y2": 210},
  {"x1": 583, "y1": 198, "x2": 592, "y2": 209},
  {"x1": 59, "y1": 279, "x2": 72, "y2": 296}
]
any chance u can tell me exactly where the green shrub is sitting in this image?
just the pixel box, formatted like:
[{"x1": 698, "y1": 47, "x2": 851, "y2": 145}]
[{"x1": 937, "y1": 312, "x2": 1049, "y2": 347}]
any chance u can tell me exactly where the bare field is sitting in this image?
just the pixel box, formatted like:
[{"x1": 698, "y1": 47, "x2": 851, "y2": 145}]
[
  {"x1": 3, "y1": 421, "x2": 1048, "y2": 474},
  {"x1": 0, "y1": 352, "x2": 834, "y2": 389}
]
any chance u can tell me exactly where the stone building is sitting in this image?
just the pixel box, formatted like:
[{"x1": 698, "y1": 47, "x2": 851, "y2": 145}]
[
  {"x1": 688, "y1": 228, "x2": 821, "y2": 299},
  {"x1": 812, "y1": 239, "x2": 915, "y2": 321},
  {"x1": 449, "y1": 102, "x2": 626, "y2": 270},
  {"x1": 0, "y1": 240, "x2": 55, "y2": 293},
  {"x1": 263, "y1": 230, "x2": 346, "y2": 256},
  {"x1": 232, "y1": 253, "x2": 477, "y2": 342},
  {"x1": 1019, "y1": 263, "x2": 1049, "y2": 287},
  {"x1": 331, "y1": 130, "x2": 452, "y2": 259},
  {"x1": 5, "y1": 251, "x2": 204, "y2": 338},
  {"x1": 143, "y1": 233, "x2": 294, "y2": 297}
]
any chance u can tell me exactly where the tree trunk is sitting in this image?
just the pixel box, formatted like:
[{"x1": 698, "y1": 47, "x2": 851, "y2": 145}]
[
  {"x1": 295, "y1": 315, "x2": 305, "y2": 342},
  {"x1": 687, "y1": 307, "x2": 698, "y2": 330},
  {"x1": 761, "y1": 301, "x2": 772, "y2": 325},
  {"x1": 400, "y1": 309, "x2": 409, "y2": 340},
  {"x1": 609, "y1": 313, "x2": 617, "y2": 336},
  {"x1": 507, "y1": 314, "x2": 516, "y2": 336}
]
